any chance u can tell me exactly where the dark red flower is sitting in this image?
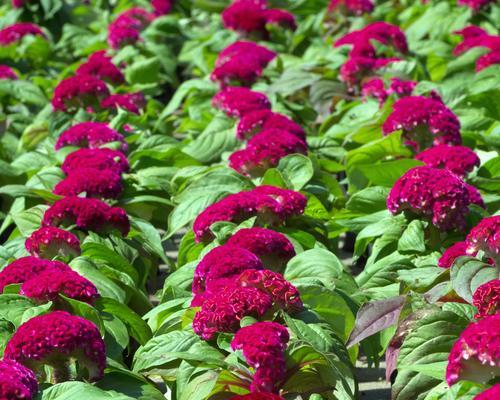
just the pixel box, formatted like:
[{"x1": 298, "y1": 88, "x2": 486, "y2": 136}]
[
  {"x1": 52, "y1": 75, "x2": 110, "y2": 113},
  {"x1": 0, "y1": 23, "x2": 45, "y2": 46},
  {"x1": 474, "y1": 384, "x2": 500, "y2": 400},
  {"x1": 151, "y1": 0, "x2": 174, "y2": 16},
  {"x1": 438, "y1": 242, "x2": 470, "y2": 269},
  {"x1": 415, "y1": 145, "x2": 480, "y2": 177},
  {"x1": 237, "y1": 110, "x2": 304, "y2": 141},
  {"x1": 339, "y1": 56, "x2": 399, "y2": 87},
  {"x1": 473, "y1": 280, "x2": 500, "y2": 319},
  {"x1": 250, "y1": 185, "x2": 307, "y2": 218},
  {"x1": 61, "y1": 148, "x2": 129, "y2": 176},
  {"x1": 76, "y1": 51, "x2": 125, "y2": 85},
  {"x1": 476, "y1": 51, "x2": 500, "y2": 72},
  {"x1": 230, "y1": 395, "x2": 284, "y2": 400},
  {"x1": 221, "y1": 0, "x2": 268, "y2": 36},
  {"x1": 466, "y1": 216, "x2": 500, "y2": 263},
  {"x1": 328, "y1": 0, "x2": 374, "y2": 15},
  {"x1": 212, "y1": 87, "x2": 271, "y2": 117},
  {"x1": 458, "y1": 0, "x2": 496, "y2": 12},
  {"x1": 263, "y1": 9, "x2": 296, "y2": 30},
  {"x1": 0, "y1": 359, "x2": 38, "y2": 400},
  {"x1": 53, "y1": 168, "x2": 123, "y2": 199},
  {"x1": 216, "y1": 41, "x2": 276, "y2": 69},
  {"x1": 453, "y1": 27, "x2": 499, "y2": 56},
  {"x1": 0, "y1": 65, "x2": 18, "y2": 80},
  {"x1": 25, "y1": 227, "x2": 80, "y2": 259},
  {"x1": 55, "y1": 122, "x2": 128, "y2": 152},
  {"x1": 101, "y1": 92, "x2": 146, "y2": 114}
]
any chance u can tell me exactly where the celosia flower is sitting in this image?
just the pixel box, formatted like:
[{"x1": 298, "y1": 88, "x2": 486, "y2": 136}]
[
  {"x1": 101, "y1": 92, "x2": 146, "y2": 114},
  {"x1": 21, "y1": 269, "x2": 99, "y2": 305},
  {"x1": 61, "y1": 148, "x2": 129, "y2": 176},
  {"x1": 238, "y1": 269, "x2": 302, "y2": 312},
  {"x1": 446, "y1": 314, "x2": 500, "y2": 385},
  {"x1": 476, "y1": 51, "x2": 500, "y2": 72},
  {"x1": 152, "y1": 0, "x2": 174, "y2": 16},
  {"x1": 474, "y1": 384, "x2": 500, "y2": 400},
  {"x1": 382, "y1": 96, "x2": 461, "y2": 152},
  {"x1": 108, "y1": 25, "x2": 141, "y2": 49},
  {"x1": 230, "y1": 395, "x2": 284, "y2": 400},
  {"x1": 25, "y1": 226, "x2": 81, "y2": 259},
  {"x1": 458, "y1": 0, "x2": 496, "y2": 12},
  {"x1": 250, "y1": 185, "x2": 307, "y2": 218},
  {"x1": 231, "y1": 322, "x2": 289, "y2": 393},
  {"x1": 0, "y1": 65, "x2": 18, "y2": 80},
  {"x1": 216, "y1": 41, "x2": 276, "y2": 69},
  {"x1": 328, "y1": 0, "x2": 374, "y2": 15},
  {"x1": 212, "y1": 87, "x2": 271, "y2": 117},
  {"x1": 237, "y1": 110, "x2": 304, "y2": 140},
  {"x1": 0, "y1": 359, "x2": 38, "y2": 400},
  {"x1": 0, "y1": 257, "x2": 71, "y2": 292},
  {"x1": 12, "y1": 0, "x2": 25, "y2": 7},
  {"x1": 107, "y1": 8, "x2": 153, "y2": 49},
  {"x1": 52, "y1": 75, "x2": 110, "y2": 113},
  {"x1": 55, "y1": 122, "x2": 128, "y2": 152},
  {"x1": 4, "y1": 311, "x2": 106, "y2": 381},
  {"x1": 361, "y1": 78, "x2": 387, "y2": 104},
  {"x1": 415, "y1": 145, "x2": 480, "y2": 177},
  {"x1": 226, "y1": 227, "x2": 295, "y2": 272},
  {"x1": 389, "y1": 78, "x2": 417, "y2": 97},
  {"x1": 192, "y1": 244, "x2": 263, "y2": 298},
  {"x1": 438, "y1": 242, "x2": 470, "y2": 269},
  {"x1": 340, "y1": 56, "x2": 399, "y2": 87},
  {"x1": 387, "y1": 166, "x2": 477, "y2": 231},
  {"x1": 76, "y1": 51, "x2": 125, "y2": 85},
  {"x1": 211, "y1": 54, "x2": 266, "y2": 87},
  {"x1": 466, "y1": 184, "x2": 485, "y2": 209},
  {"x1": 466, "y1": 216, "x2": 500, "y2": 263},
  {"x1": 262, "y1": 9, "x2": 296, "y2": 30},
  {"x1": 453, "y1": 27, "x2": 498, "y2": 56},
  {"x1": 42, "y1": 196, "x2": 130, "y2": 236},
  {"x1": 0, "y1": 23, "x2": 45, "y2": 46},
  {"x1": 53, "y1": 168, "x2": 123, "y2": 199},
  {"x1": 221, "y1": 0, "x2": 269, "y2": 36},
  {"x1": 192, "y1": 283, "x2": 273, "y2": 340},
  {"x1": 473, "y1": 280, "x2": 500, "y2": 319}
]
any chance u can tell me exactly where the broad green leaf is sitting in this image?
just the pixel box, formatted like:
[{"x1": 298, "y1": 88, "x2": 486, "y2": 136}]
[{"x1": 35, "y1": 381, "x2": 134, "y2": 400}]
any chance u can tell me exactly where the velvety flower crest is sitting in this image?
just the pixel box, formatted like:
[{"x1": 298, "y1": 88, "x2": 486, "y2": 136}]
[
  {"x1": 415, "y1": 145, "x2": 480, "y2": 177},
  {"x1": 76, "y1": 51, "x2": 125, "y2": 85},
  {"x1": 101, "y1": 92, "x2": 146, "y2": 114},
  {"x1": 328, "y1": 0, "x2": 374, "y2": 15},
  {"x1": 466, "y1": 216, "x2": 500, "y2": 262},
  {"x1": 0, "y1": 23, "x2": 45, "y2": 46},
  {"x1": 61, "y1": 148, "x2": 129, "y2": 176},
  {"x1": 53, "y1": 168, "x2": 123, "y2": 199},
  {"x1": 52, "y1": 75, "x2": 110, "y2": 113},
  {"x1": 473, "y1": 280, "x2": 500, "y2": 319},
  {"x1": 212, "y1": 87, "x2": 271, "y2": 117},
  {"x1": 55, "y1": 122, "x2": 128, "y2": 152},
  {"x1": 236, "y1": 110, "x2": 305, "y2": 140},
  {"x1": 25, "y1": 226, "x2": 81, "y2": 259},
  {"x1": 0, "y1": 359, "x2": 38, "y2": 400},
  {"x1": 0, "y1": 65, "x2": 18, "y2": 80}
]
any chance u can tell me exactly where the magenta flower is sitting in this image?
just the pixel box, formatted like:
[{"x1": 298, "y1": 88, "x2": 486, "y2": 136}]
[
  {"x1": 474, "y1": 384, "x2": 500, "y2": 400},
  {"x1": 231, "y1": 322, "x2": 289, "y2": 393},
  {"x1": 230, "y1": 395, "x2": 284, "y2": 400},
  {"x1": 438, "y1": 242, "x2": 470, "y2": 269},
  {"x1": 42, "y1": 196, "x2": 130, "y2": 236},
  {"x1": 415, "y1": 145, "x2": 480, "y2": 178},
  {"x1": 4, "y1": 311, "x2": 106, "y2": 381},
  {"x1": 473, "y1": 280, "x2": 500, "y2": 319},
  {"x1": 382, "y1": 96, "x2": 461, "y2": 152},
  {"x1": 237, "y1": 110, "x2": 304, "y2": 140},
  {"x1": 76, "y1": 51, "x2": 125, "y2": 85},
  {"x1": 107, "y1": 7, "x2": 153, "y2": 49},
  {"x1": 21, "y1": 269, "x2": 99, "y2": 305},
  {"x1": 362, "y1": 77, "x2": 417, "y2": 105},
  {"x1": 458, "y1": 0, "x2": 496, "y2": 12},
  {"x1": 12, "y1": 0, "x2": 25, "y2": 7},
  {"x1": 53, "y1": 168, "x2": 123, "y2": 199},
  {"x1": 0, "y1": 65, "x2": 18, "y2": 80},
  {"x1": 328, "y1": 0, "x2": 374, "y2": 15},
  {"x1": 192, "y1": 244, "x2": 263, "y2": 300},
  {"x1": 52, "y1": 75, "x2": 110, "y2": 113},
  {"x1": 226, "y1": 227, "x2": 295, "y2": 272},
  {"x1": 108, "y1": 25, "x2": 141, "y2": 49},
  {"x1": 212, "y1": 87, "x2": 271, "y2": 117},
  {"x1": 25, "y1": 227, "x2": 81, "y2": 259},
  {"x1": 466, "y1": 216, "x2": 500, "y2": 263},
  {"x1": 101, "y1": 92, "x2": 146, "y2": 114},
  {"x1": 211, "y1": 53, "x2": 267, "y2": 87},
  {"x1": 0, "y1": 257, "x2": 71, "y2": 293},
  {"x1": 476, "y1": 51, "x2": 500, "y2": 72},
  {"x1": 0, "y1": 359, "x2": 38, "y2": 400},
  {"x1": 446, "y1": 314, "x2": 500, "y2": 385},
  {"x1": 55, "y1": 122, "x2": 128, "y2": 152},
  {"x1": 151, "y1": 0, "x2": 174, "y2": 16},
  {"x1": 0, "y1": 23, "x2": 45, "y2": 46},
  {"x1": 387, "y1": 166, "x2": 477, "y2": 231},
  {"x1": 262, "y1": 9, "x2": 296, "y2": 30},
  {"x1": 339, "y1": 56, "x2": 399, "y2": 87},
  {"x1": 216, "y1": 41, "x2": 276, "y2": 69},
  {"x1": 250, "y1": 185, "x2": 308, "y2": 218},
  {"x1": 192, "y1": 283, "x2": 273, "y2": 340},
  {"x1": 453, "y1": 27, "x2": 498, "y2": 56},
  {"x1": 62, "y1": 148, "x2": 129, "y2": 176}
]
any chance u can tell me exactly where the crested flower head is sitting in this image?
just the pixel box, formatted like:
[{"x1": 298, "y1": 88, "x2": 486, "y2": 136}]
[
  {"x1": 25, "y1": 227, "x2": 81, "y2": 259},
  {"x1": 0, "y1": 359, "x2": 38, "y2": 400},
  {"x1": 0, "y1": 257, "x2": 71, "y2": 293},
  {"x1": 361, "y1": 78, "x2": 387, "y2": 104},
  {"x1": 42, "y1": 196, "x2": 130, "y2": 236},
  {"x1": 4, "y1": 311, "x2": 106, "y2": 381},
  {"x1": 76, "y1": 51, "x2": 124, "y2": 85},
  {"x1": 226, "y1": 227, "x2": 295, "y2": 272},
  {"x1": 0, "y1": 23, "x2": 45, "y2": 46},
  {"x1": 389, "y1": 77, "x2": 417, "y2": 96},
  {"x1": 108, "y1": 25, "x2": 141, "y2": 49},
  {"x1": 0, "y1": 65, "x2": 18, "y2": 80},
  {"x1": 262, "y1": 8, "x2": 296, "y2": 30},
  {"x1": 415, "y1": 145, "x2": 480, "y2": 177},
  {"x1": 474, "y1": 384, "x2": 500, "y2": 400},
  {"x1": 101, "y1": 92, "x2": 146, "y2": 114},
  {"x1": 231, "y1": 321, "x2": 289, "y2": 393},
  {"x1": 52, "y1": 75, "x2": 110, "y2": 113},
  {"x1": 151, "y1": 0, "x2": 174, "y2": 16},
  {"x1": 473, "y1": 280, "x2": 500, "y2": 319},
  {"x1": 55, "y1": 122, "x2": 128, "y2": 152},
  {"x1": 382, "y1": 96, "x2": 461, "y2": 152},
  {"x1": 212, "y1": 87, "x2": 271, "y2": 117},
  {"x1": 61, "y1": 148, "x2": 129, "y2": 176},
  {"x1": 387, "y1": 166, "x2": 476, "y2": 231},
  {"x1": 465, "y1": 183, "x2": 485, "y2": 209},
  {"x1": 446, "y1": 314, "x2": 500, "y2": 385},
  {"x1": 230, "y1": 395, "x2": 284, "y2": 400},
  {"x1": 237, "y1": 110, "x2": 304, "y2": 140},
  {"x1": 53, "y1": 168, "x2": 123, "y2": 199},
  {"x1": 438, "y1": 242, "x2": 470, "y2": 269},
  {"x1": 250, "y1": 185, "x2": 308, "y2": 218},
  {"x1": 221, "y1": 0, "x2": 268, "y2": 36},
  {"x1": 20, "y1": 269, "x2": 99, "y2": 305},
  {"x1": 192, "y1": 283, "x2": 273, "y2": 340},
  {"x1": 453, "y1": 27, "x2": 499, "y2": 56},
  {"x1": 211, "y1": 53, "x2": 267, "y2": 87},
  {"x1": 107, "y1": 7, "x2": 153, "y2": 49},
  {"x1": 328, "y1": 0, "x2": 374, "y2": 15},
  {"x1": 217, "y1": 41, "x2": 276, "y2": 68},
  {"x1": 458, "y1": 0, "x2": 496, "y2": 12},
  {"x1": 339, "y1": 56, "x2": 399, "y2": 87},
  {"x1": 466, "y1": 216, "x2": 500, "y2": 262},
  {"x1": 476, "y1": 51, "x2": 500, "y2": 72}
]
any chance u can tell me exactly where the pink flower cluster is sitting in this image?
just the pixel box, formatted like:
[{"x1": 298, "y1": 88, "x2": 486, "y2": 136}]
[
  {"x1": 212, "y1": 87, "x2": 271, "y2": 118},
  {"x1": 458, "y1": 0, "x2": 496, "y2": 12},
  {"x1": 52, "y1": 75, "x2": 110, "y2": 113},
  {"x1": 61, "y1": 148, "x2": 129, "y2": 175},
  {"x1": 152, "y1": 0, "x2": 174, "y2": 16},
  {"x1": 438, "y1": 242, "x2": 471, "y2": 269},
  {"x1": 382, "y1": 96, "x2": 462, "y2": 152},
  {"x1": 101, "y1": 92, "x2": 146, "y2": 114},
  {"x1": 0, "y1": 23, "x2": 45, "y2": 46},
  {"x1": 473, "y1": 280, "x2": 500, "y2": 319},
  {"x1": 53, "y1": 168, "x2": 124, "y2": 199},
  {"x1": 108, "y1": 7, "x2": 154, "y2": 49},
  {"x1": 55, "y1": 122, "x2": 128, "y2": 152},
  {"x1": 0, "y1": 359, "x2": 38, "y2": 400},
  {"x1": 230, "y1": 395, "x2": 284, "y2": 400},
  {"x1": 229, "y1": 128, "x2": 308, "y2": 177},
  {"x1": 387, "y1": 166, "x2": 483, "y2": 231},
  {"x1": 4, "y1": 311, "x2": 106, "y2": 381},
  {"x1": 211, "y1": 41, "x2": 276, "y2": 87},
  {"x1": 415, "y1": 145, "x2": 480, "y2": 177},
  {"x1": 446, "y1": 314, "x2": 500, "y2": 386},
  {"x1": 0, "y1": 65, "x2": 18, "y2": 80},
  {"x1": 76, "y1": 51, "x2": 125, "y2": 85},
  {"x1": 193, "y1": 186, "x2": 307, "y2": 242},
  {"x1": 466, "y1": 216, "x2": 500, "y2": 263},
  {"x1": 454, "y1": 26, "x2": 500, "y2": 72},
  {"x1": 361, "y1": 77, "x2": 416, "y2": 105},
  {"x1": 474, "y1": 384, "x2": 500, "y2": 400},
  {"x1": 237, "y1": 109, "x2": 304, "y2": 141},
  {"x1": 25, "y1": 226, "x2": 81, "y2": 259},
  {"x1": 231, "y1": 322, "x2": 289, "y2": 393},
  {"x1": 42, "y1": 196, "x2": 130, "y2": 236},
  {"x1": 328, "y1": 0, "x2": 374, "y2": 15},
  {"x1": 222, "y1": 0, "x2": 296, "y2": 38}
]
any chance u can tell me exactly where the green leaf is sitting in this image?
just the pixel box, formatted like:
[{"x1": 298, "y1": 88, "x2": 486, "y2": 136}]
[
  {"x1": 35, "y1": 381, "x2": 134, "y2": 400},
  {"x1": 398, "y1": 220, "x2": 427, "y2": 253},
  {"x1": 357, "y1": 159, "x2": 424, "y2": 188},
  {"x1": 0, "y1": 295, "x2": 37, "y2": 328},
  {"x1": 450, "y1": 257, "x2": 498, "y2": 303},
  {"x1": 125, "y1": 57, "x2": 161, "y2": 84},
  {"x1": 346, "y1": 186, "x2": 390, "y2": 214},
  {"x1": 277, "y1": 154, "x2": 314, "y2": 190},
  {"x1": 12, "y1": 205, "x2": 48, "y2": 236}
]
